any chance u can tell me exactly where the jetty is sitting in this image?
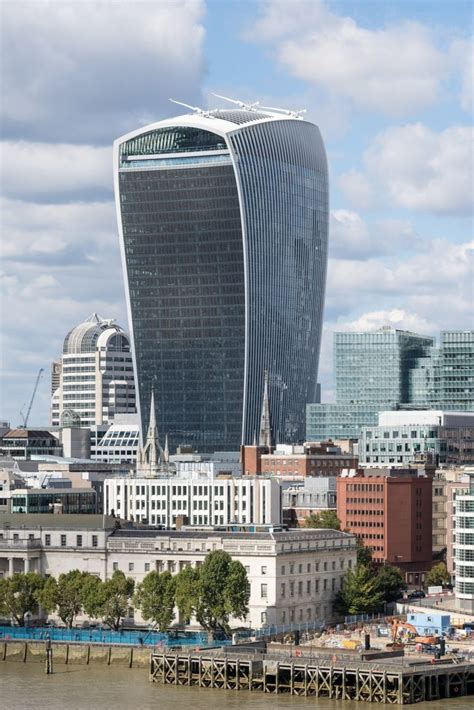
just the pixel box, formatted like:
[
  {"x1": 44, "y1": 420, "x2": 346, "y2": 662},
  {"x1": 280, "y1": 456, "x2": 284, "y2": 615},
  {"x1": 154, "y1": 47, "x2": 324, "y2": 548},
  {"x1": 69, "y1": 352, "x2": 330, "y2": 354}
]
[{"x1": 150, "y1": 649, "x2": 474, "y2": 704}]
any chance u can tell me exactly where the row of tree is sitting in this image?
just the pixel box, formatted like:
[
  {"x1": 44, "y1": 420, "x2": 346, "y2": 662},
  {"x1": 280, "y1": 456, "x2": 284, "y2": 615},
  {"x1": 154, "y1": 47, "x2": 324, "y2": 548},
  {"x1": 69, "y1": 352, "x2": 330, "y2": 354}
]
[{"x1": 0, "y1": 550, "x2": 250, "y2": 633}]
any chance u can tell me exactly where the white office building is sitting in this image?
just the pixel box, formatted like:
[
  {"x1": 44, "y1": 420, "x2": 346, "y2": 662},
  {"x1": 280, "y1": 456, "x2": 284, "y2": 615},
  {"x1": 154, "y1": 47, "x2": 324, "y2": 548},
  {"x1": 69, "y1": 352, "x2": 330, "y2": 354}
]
[
  {"x1": 454, "y1": 470, "x2": 474, "y2": 613},
  {"x1": 51, "y1": 313, "x2": 136, "y2": 428},
  {"x1": 104, "y1": 472, "x2": 281, "y2": 528},
  {"x1": 0, "y1": 514, "x2": 357, "y2": 628}
]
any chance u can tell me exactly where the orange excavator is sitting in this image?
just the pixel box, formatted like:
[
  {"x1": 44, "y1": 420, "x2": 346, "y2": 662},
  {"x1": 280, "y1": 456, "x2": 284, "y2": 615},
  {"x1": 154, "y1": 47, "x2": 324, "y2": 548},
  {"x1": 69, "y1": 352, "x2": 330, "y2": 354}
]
[{"x1": 388, "y1": 618, "x2": 439, "y2": 648}]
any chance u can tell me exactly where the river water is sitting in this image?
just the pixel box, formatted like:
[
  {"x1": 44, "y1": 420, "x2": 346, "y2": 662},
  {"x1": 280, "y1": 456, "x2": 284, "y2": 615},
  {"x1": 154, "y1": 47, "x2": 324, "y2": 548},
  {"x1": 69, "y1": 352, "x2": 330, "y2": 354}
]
[{"x1": 0, "y1": 662, "x2": 472, "y2": 710}]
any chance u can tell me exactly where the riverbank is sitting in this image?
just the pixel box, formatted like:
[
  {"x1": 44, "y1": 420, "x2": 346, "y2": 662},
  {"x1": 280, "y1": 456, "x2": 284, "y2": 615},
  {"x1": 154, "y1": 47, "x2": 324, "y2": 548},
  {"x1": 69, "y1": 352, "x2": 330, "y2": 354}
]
[{"x1": 2, "y1": 639, "x2": 150, "y2": 668}]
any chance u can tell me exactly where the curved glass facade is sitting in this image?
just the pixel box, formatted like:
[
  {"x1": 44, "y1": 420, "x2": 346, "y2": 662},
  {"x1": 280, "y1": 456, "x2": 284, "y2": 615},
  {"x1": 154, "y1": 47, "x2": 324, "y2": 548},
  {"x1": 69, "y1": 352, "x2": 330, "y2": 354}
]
[{"x1": 116, "y1": 115, "x2": 328, "y2": 450}]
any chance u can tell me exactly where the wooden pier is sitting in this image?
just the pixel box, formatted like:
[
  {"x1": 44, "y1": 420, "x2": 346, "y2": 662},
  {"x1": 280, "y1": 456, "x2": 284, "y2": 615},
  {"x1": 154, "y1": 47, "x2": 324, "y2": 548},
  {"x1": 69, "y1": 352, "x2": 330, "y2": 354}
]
[{"x1": 150, "y1": 650, "x2": 474, "y2": 704}]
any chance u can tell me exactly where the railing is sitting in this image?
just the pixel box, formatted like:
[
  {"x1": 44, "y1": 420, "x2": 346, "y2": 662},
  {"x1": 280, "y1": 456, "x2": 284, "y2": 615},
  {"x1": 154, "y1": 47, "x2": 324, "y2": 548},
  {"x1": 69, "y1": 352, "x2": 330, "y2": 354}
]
[
  {"x1": 252, "y1": 620, "x2": 326, "y2": 639},
  {"x1": 344, "y1": 613, "x2": 386, "y2": 625},
  {"x1": 0, "y1": 539, "x2": 42, "y2": 549}
]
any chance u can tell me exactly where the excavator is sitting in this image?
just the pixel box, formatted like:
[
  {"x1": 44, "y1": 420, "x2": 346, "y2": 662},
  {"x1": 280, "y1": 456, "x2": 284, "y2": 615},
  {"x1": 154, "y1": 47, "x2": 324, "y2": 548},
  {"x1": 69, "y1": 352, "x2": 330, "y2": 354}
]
[{"x1": 387, "y1": 618, "x2": 440, "y2": 650}]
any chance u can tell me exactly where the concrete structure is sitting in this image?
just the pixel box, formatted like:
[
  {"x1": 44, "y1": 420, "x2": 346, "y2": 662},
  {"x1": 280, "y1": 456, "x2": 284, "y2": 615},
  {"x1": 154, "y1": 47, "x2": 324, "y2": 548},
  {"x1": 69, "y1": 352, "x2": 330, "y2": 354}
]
[
  {"x1": 0, "y1": 429, "x2": 62, "y2": 460},
  {"x1": 242, "y1": 442, "x2": 357, "y2": 477},
  {"x1": 446, "y1": 473, "x2": 470, "y2": 577},
  {"x1": 307, "y1": 328, "x2": 434, "y2": 440},
  {"x1": 115, "y1": 106, "x2": 329, "y2": 451},
  {"x1": 90, "y1": 414, "x2": 139, "y2": 464},
  {"x1": 337, "y1": 467, "x2": 433, "y2": 585},
  {"x1": 0, "y1": 514, "x2": 357, "y2": 628},
  {"x1": 282, "y1": 477, "x2": 337, "y2": 526},
  {"x1": 432, "y1": 472, "x2": 448, "y2": 557},
  {"x1": 453, "y1": 471, "x2": 474, "y2": 612},
  {"x1": 104, "y1": 472, "x2": 281, "y2": 528},
  {"x1": 360, "y1": 411, "x2": 474, "y2": 466},
  {"x1": 51, "y1": 313, "x2": 136, "y2": 428},
  {"x1": 60, "y1": 427, "x2": 91, "y2": 459}
]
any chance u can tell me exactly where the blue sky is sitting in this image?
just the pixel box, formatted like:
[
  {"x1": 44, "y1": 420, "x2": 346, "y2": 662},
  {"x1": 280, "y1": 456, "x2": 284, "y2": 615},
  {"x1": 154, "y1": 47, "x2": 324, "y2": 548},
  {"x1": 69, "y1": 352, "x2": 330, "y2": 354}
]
[{"x1": 0, "y1": 0, "x2": 472, "y2": 426}]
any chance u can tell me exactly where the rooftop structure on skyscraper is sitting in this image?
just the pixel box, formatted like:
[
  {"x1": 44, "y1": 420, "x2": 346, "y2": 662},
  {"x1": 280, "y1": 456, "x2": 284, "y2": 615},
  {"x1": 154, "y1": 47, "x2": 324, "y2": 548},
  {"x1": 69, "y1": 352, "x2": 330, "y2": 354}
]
[{"x1": 114, "y1": 100, "x2": 329, "y2": 451}]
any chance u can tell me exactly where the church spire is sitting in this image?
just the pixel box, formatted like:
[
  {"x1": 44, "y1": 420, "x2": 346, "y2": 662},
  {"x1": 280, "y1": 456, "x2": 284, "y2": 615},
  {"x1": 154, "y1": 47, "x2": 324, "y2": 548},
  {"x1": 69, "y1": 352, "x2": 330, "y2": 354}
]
[
  {"x1": 137, "y1": 389, "x2": 164, "y2": 476},
  {"x1": 163, "y1": 433, "x2": 169, "y2": 464},
  {"x1": 258, "y1": 369, "x2": 272, "y2": 449}
]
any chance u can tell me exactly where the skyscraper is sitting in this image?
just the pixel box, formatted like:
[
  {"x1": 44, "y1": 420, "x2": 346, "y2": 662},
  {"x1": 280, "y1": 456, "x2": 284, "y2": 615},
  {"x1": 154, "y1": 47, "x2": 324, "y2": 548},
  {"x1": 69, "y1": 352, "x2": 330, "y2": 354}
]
[{"x1": 114, "y1": 106, "x2": 329, "y2": 451}]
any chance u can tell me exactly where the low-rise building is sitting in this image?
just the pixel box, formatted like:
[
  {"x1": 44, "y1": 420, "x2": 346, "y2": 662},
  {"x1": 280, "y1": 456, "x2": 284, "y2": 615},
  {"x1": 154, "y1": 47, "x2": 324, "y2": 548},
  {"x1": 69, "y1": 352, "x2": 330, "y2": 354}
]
[
  {"x1": 10, "y1": 488, "x2": 97, "y2": 515},
  {"x1": 282, "y1": 478, "x2": 337, "y2": 526},
  {"x1": 104, "y1": 472, "x2": 281, "y2": 528},
  {"x1": 359, "y1": 411, "x2": 474, "y2": 466},
  {"x1": 337, "y1": 466, "x2": 433, "y2": 585},
  {"x1": 0, "y1": 429, "x2": 62, "y2": 460},
  {"x1": 242, "y1": 442, "x2": 357, "y2": 478},
  {"x1": 0, "y1": 514, "x2": 357, "y2": 628}
]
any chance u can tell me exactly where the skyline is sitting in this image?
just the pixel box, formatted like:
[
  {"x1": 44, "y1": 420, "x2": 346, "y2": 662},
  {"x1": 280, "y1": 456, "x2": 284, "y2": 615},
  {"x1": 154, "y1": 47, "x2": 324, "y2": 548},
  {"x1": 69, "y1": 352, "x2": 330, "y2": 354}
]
[{"x1": 0, "y1": 0, "x2": 472, "y2": 426}]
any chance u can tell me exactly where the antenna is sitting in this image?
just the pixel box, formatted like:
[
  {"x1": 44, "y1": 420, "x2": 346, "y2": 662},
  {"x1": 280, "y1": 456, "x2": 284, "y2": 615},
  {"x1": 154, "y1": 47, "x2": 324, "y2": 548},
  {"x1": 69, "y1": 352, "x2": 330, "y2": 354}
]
[
  {"x1": 260, "y1": 105, "x2": 307, "y2": 118},
  {"x1": 169, "y1": 99, "x2": 212, "y2": 117},
  {"x1": 212, "y1": 93, "x2": 260, "y2": 111}
]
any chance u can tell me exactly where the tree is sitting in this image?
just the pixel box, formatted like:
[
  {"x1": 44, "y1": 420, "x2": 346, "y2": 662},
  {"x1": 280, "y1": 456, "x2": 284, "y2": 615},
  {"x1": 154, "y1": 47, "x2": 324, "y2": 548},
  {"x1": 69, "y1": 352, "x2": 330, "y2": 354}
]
[
  {"x1": 194, "y1": 550, "x2": 250, "y2": 634},
  {"x1": 83, "y1": 571, "x2": 135, "y2": 631},
  {"x1": 355, "y1": 537, "x2": 373, "y2": 567},
  {"x1": 334, "y1": 564, "x2": 384, "y2": 616},
  {"x1": 426, "y1": 562, "x2": 451, "y2": 587},
  {"x1": 0, "y1": 573, "x2": 45, "y2": 626},
  {"x1": 304, "y1": 510, "x2": 341, "y2": 530},
  {"x1": 175, "y1": 565, "x2": 200, "y2": 625},
  {"x1": 38, "y1": 570, "x2": 93, "y2": 628},
  {"x1": 134, "y1": 571, "x2": 176, "y2": 632},
  {"x1": 375, "y1": 564, "x2": 407, "y2": 603}
]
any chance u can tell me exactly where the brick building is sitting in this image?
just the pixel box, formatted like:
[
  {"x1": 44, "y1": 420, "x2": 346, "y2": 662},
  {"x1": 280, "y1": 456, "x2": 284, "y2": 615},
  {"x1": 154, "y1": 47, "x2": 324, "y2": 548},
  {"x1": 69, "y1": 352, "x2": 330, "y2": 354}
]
[
  {"x1": 337, "y1": 467, "x2": 433, "y2": 586},
  {"x1": 241, "y1": 442, "x2": 357, "y2": 478}
]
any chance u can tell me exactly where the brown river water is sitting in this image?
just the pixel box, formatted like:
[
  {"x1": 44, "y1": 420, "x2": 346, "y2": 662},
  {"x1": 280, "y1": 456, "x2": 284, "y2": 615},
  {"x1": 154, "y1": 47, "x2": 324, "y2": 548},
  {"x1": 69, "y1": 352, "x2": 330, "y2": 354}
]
[{"x1": 0, "y1": 662, "x2": 473, "y2": 710}]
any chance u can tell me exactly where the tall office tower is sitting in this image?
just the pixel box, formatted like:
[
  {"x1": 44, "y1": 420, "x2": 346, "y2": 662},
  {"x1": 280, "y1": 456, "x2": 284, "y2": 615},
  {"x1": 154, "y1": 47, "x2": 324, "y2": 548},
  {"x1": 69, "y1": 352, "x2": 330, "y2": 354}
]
[
  {"x1": 307, "y1": 327, "x2": 434, "y2": 440},
  {"x1": 114, "y1": 107, "x2": 329, "y2": 451},
  {"x1": 51, "y1": 314, "x2": 136, "y2": 428}
]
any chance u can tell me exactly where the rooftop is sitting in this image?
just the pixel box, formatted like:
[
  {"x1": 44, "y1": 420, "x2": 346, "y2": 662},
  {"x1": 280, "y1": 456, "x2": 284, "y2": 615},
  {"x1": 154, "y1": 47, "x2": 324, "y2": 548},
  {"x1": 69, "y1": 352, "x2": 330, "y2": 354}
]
[{"x1": 0, "y1": 514, "x2": 117, "y2": 530}]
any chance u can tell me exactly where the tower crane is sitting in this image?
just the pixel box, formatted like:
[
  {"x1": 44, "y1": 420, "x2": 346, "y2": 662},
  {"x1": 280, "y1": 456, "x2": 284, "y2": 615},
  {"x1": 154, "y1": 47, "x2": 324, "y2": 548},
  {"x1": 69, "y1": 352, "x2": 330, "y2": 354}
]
[{"x1": 20, "y1": 368, "x2": 44, "y2": 428}]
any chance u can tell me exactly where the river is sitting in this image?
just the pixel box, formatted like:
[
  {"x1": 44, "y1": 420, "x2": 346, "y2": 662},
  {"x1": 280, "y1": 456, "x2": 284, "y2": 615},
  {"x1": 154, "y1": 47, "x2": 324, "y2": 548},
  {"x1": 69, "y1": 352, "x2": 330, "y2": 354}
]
[{"x1": 0, "y1": 662, "x2": 472, "y2": 710}]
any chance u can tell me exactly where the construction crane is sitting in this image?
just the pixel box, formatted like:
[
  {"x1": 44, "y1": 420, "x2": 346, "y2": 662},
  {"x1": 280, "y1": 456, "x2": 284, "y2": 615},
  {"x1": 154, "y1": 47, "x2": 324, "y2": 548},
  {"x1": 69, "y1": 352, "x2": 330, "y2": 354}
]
[{"x1": 20, "y1": 368, "x2": 44, "y2": 428}]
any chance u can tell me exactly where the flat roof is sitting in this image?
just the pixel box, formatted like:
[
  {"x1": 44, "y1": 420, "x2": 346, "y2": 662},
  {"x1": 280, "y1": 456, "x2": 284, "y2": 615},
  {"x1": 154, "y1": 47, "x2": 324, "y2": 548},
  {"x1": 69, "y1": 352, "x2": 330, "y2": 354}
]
[{"x1": 0, "y1": 514, "x2": 117, "y2": 529}]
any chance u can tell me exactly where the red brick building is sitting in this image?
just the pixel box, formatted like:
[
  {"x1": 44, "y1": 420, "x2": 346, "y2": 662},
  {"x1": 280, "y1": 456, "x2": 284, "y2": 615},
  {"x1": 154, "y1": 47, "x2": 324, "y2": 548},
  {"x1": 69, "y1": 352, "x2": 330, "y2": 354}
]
[
  {"x1": 241, "y1": 442, "x2": 357, "y2": 477},
  {"x1": 337, "y1": 467, "x2": 433, "y2": 585}
]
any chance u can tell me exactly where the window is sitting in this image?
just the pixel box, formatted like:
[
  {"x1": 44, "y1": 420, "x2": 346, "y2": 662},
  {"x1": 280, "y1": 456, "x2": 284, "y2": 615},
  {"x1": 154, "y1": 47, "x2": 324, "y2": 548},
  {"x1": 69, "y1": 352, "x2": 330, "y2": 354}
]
[
  {"x1": 324, "y1": 561, "x2": 328, "y2": 571},
  {"x1": 129, "y1": 562, "x2": 134, "y2": 572},
  {"x1": 113, "y1": 562, "x2": 118, "y2": 571},
  {"x1": 281, "y1": 565, "x2": 285, "y2": 575},
  {"x1": 281, "y1": 583, "x2": 286, "y2": 598},
  {"x1": 261, "y1": 565, "x2": 267, "y2": 575},
  {"x1": 92, "y1": 535, "x2": 98, "y2": 548},
  {"x1": 144, "y1": 563, "x2": 150, "y2": 572},
  {"x1": 76, "y1": 535, "x2": 83, "y2": 547},
  {"x1": 45, "y1": 534, "x2": 51, "y2": 546},
  {"x1": 261, "y1": 583, "x2": 268, "y2": 598},
  {"x1": 60, "y1": 535, "x2": 67, "y2": 547}
]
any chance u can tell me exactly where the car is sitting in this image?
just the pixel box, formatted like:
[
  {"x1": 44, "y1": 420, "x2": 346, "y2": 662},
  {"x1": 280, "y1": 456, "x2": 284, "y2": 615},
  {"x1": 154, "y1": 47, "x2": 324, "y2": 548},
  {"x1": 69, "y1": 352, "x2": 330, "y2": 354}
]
[{"x1": 408, "y1": 590, "x2": 426, "y2": 599}]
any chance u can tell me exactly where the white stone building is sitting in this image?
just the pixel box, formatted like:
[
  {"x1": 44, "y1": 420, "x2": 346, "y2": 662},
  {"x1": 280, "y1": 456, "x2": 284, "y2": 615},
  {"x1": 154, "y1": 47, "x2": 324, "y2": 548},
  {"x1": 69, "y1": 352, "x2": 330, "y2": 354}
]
[
  {"x1": 0, "y1": 514, "x2": 357, "y2": 628},
  {"x1": 51, "y1": 313, "x2": 136, "y2": 428},
  {"x1": 104, "y1": 472, "x2": 282, "y2": 528},
  {"x1": 454, "y1": 470, "x2": 474, "y2": 613}
]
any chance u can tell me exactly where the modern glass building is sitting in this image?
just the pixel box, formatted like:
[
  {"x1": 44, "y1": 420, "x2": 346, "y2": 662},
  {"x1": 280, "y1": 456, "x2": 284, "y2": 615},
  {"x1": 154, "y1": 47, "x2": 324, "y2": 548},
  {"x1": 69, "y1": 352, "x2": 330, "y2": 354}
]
[
  {"x1": 114, "y1": 108, "x2": 329, "y2": 451},
  {"x1": 307, "y1": 327, "x2": 434, "y2": 440}
]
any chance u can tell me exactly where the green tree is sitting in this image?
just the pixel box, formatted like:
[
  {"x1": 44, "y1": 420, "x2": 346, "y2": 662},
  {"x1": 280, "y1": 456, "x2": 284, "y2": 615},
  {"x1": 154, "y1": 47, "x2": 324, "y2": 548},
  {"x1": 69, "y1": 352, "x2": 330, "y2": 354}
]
[
  {"x1": 334, "y1": 564, "x2": 384, "y2": 616},
  {"x1": 375, "y1": 564, "x2": 407, "y2": 603},
  {"x1": 134, "y1": 571, "x2": 176, "y2": 632},
  {"x1": 355, "y1": 537, "x2": 373, "y2": 567},
  {"x1": 175, "y1": 565, "x2": 200, "y2": 625},
  {"x1": 304, "y1": 510, "x2": 341, "y2": 530},
  {"x1": 83, "y1": 571, "x2": 135, "y2": 631},
  {"x1": 0, "y1": 573, "x2": 45, "y2": 626},
  {"x1": 426, "y1": 562, "x2": 451, "y2": 587},
  {"x1": 194, "y1": 550, "x2": 250, "y2": 634},
  {"x1": 38, "y1": 570, "x2": 93, "y2": 628}
]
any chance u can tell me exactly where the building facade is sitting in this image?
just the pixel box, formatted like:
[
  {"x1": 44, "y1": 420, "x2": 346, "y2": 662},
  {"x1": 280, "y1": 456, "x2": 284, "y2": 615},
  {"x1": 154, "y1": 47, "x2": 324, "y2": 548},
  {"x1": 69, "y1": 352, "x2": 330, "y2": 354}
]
[
  {"x1": 114, "y1": 107, "x2": 329, "y2": 452},
  {"x1": 0, "y1": 515, "x2": 357, "y2": 628},
  {"x1": 453, "y1": 471, "x2": 474, "y2": 612},
  {"x1": 337, "y1": 468, "x2": 433, "y2": 585},
  {"x1": 0, "y1": 429, "x2": 62, "y2": 460},
  {"x1": 359, "y1": 411, "x2": 474, "y2": 466},
  {"x1": 282, "y1": 477, "x2": 337, "y2": 526},
  {"x1": 242, "y1": 442, "x2": 357, "y2": 477},
  {"x1": 51, "y1": 313, "x2": 136, "y2": 429},
  {"x1": 104, "y1": 473, "x2": 281, "y2": 528},
  {"x1": 307, "y1": 328, "x2": 434, "y2": 440}
]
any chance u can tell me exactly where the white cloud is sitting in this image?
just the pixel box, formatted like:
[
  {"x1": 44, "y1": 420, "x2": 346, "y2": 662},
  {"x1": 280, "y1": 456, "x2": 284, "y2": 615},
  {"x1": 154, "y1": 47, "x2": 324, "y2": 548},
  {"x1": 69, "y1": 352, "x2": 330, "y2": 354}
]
[
  {"x1": 249, "y1": 0, "x2": 449, "y2": 116},
  {"x1": 330, "y1": 210, "x2": 419, "y2": 259},
  {"x1": 1, "y1": 0, "x2": 206, "y2": 143},
  {"x1": 339, "y1": 124, "x2": 473, "y2": 215},
  {"x1": 0, "y1": 141, "x2": 112, "y2": 201}
]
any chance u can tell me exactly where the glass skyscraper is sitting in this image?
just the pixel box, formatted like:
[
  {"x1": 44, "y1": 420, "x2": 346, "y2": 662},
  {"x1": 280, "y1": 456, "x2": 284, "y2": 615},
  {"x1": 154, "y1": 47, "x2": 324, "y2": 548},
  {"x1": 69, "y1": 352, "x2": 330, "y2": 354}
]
[
  {"x1": 306, "y1": 327, "x2": 434, "y2": 440},
  {"x1": 114, "y1": 108, "x2": 329, "y2": 451}
]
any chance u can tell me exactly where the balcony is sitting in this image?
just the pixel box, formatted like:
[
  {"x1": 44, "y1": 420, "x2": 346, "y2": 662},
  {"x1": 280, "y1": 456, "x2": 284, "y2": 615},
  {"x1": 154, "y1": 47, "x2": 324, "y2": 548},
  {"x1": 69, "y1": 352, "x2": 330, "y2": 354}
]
[{"x1": 0, "y1": 538, "x2": 42, "y2": 550}]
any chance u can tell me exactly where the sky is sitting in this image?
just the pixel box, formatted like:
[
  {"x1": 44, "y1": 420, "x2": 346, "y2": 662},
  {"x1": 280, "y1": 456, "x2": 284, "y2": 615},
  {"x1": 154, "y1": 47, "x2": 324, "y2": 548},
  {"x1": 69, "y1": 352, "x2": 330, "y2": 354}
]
[{"x1": 0, "y1": 0, "x2": 473, "y2": 426}]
